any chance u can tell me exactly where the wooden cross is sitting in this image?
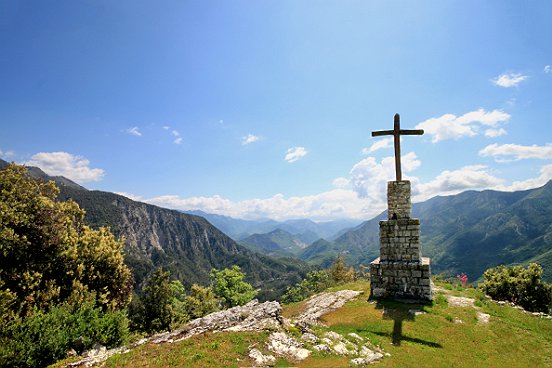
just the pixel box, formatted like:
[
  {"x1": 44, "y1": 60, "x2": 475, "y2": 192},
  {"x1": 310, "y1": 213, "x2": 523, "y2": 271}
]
[{"x1": 371, "y1": 113, "x2": 424, "y2": 181}]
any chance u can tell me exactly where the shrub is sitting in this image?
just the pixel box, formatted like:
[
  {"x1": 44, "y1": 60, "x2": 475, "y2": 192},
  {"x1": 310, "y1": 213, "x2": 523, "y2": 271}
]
[
  {"x1": 479, "y1": 263, "x2": 552, "y2": 313},
  {"x1": 282, "y1": 270, "x2": 332, "y2": 303},
  {"x1": 210, "y1": 266, "x2": 257, "y2": 309},
  {"x1": 0, "y1": 300, "x2": 129, "y2": 368}
]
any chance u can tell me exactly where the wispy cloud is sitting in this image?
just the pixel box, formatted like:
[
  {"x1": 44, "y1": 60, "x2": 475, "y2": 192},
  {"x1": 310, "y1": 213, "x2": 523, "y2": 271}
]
[
  {"x1": 242, "y1": 134, "x2": 260, "y2": 145},
  {"x1": 25, "y1": 152, "x2": 105, "y2": 183},
  {"x1": 491, "y1": 72, "x2": 528, "y2": 88},
  {"x1": 171, "y1": 130, "x2": 182, "y2": 144},
  {"x1": 362, "y1": 137, "x2": 393, "y2": 154},
  {"x1": 163, "y1": 126, "x2": 182, "y2": 144},
  {"x1": 126, "y1": 126, "x2": 142, "y2": 137},
  {"x1": 414, "y1": 165, "x2": 503, "y2": 201},
  {"x1": 332, "y1": 177, "x2": 350, "y2": 188},
  {"x1": 416, "y1": 108, "x2": 510, "y2": 143},
  {"x1": 484, "y1": 128, "x2": 507, "y2": 138},
  {"x1": 544, "y1": 65, "x2": 551, "y2": 74},
  {"x1": 285, "y1": 147, "x2": 308, "y2": 163},
  {"x1": 479, "y1": 143, "x2": 552, "y2": 162},
  {"x1": 0, "y1": 149, "x2": 16, "y2": 159}
]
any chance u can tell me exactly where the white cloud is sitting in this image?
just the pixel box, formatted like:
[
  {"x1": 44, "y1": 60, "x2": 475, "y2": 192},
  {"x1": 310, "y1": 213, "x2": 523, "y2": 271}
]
[
  {"x1": 491, "y1": 73, "x2": 528, "y2": 88},
  {"x1": 0, "y1": 149, "x2": 16, "y2": 159},
  {"x1": 163, "y1": 126, "x2": 170, "y2": 130},
  {"x1": 26, "y1": 152, "x2": 105, "y2": 183},
  {"x1": 479, "y1": 143, "x2": 552, "y2": 161},
  {"x1": 168, "y1": 128, "x2": 182, "y2": 144},
  {"x1": 145, "y1": 189, "x2": 371, "y2": 221},
  {"x1": 362, "y1": 137, "x2": 393, "y2": 154},
  {"x1": 285, "y1": 147, "x2": 308, "y2": 163},
  {"x1": 242, "y1": 134, "x2": 260, "y2": 145},
  {"x1": 349, "y1": 152, "x2": 421, "y2": 212},
  {"x1": 114, "y1": 192, "x2": 143, "y2": 201},
  {"x1": 484, "y1": 128, "x2": 507, "y2": 138},
  {"x1": 332, "y1": 177, "x2": 350, "y2": 188},
  {"x1": 414, "y1": 165, "x2": 503, "y2": 202},
  {"x1": 544, "y1": 65, "x2": 551, "y2": 74},
  {"x1": 416, "y1": 108, "x2": 510, "y2": 143},
  {"x1": 126, "y1": 127, "x2": 142, "y2": 137},
  {"x1": 495, "y1": 164, "x2": 552, "y2": 192}
]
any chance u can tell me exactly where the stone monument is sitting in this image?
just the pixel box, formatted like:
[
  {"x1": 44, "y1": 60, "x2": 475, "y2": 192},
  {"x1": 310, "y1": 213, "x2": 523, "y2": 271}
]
[{"x1": 369, "y1": 114, "x2": 432, "y2": 301}]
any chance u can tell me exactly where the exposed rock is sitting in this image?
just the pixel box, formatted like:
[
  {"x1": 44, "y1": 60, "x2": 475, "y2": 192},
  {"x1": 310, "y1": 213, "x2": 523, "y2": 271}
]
[
  {"x1": 348, "y1": 332, "x2": 364, "y2": 342},
  {"x1": 324, "y1": 331, "x2": 343, "y2": 341},
  {"x1": 267, "y1": 332, "x2": 311, "y2": 361},
  {"x1": 82, "y1": 344, "x2": 106, "y2": 359},
  {"x1": 313, "y1": 344, "x2": 332, "y2": 353},
  {"x1": 447, "y1": 296, "x2": 475, "y2": 307},
  {"x1": 249, "y1": 348, "x2": 276, "y2": 367},
  {"x1": 66, "y1": 300, "x2": 283, "y2": 367},
  {"x1": 301, "y1": 332, "x2": 319, "y2": 343},
  {"x1": 453, "y1": 318, "x2": 464, "y2": 324},
  {"x1": 151, "y1": 300, "x2": 283, "y2": 344},
  {"x1": 351, "y1": 351, "x2": 384, "y2": 366},
  {"x1": 66, "y1": 349, "x2": 77, "y2": 358},
  {"x1": 321, "y1": 337, "x2": 333, "y2": 345},
  {"x1": 332, "y1": 341, "x2": 352, "y2": 355},
  {"x1": 477, "y1": 312, "x2": 490, "y2": 324},
  {"x1": 408, "y1": 309, "x2": 426, "y2": 316},
  {"x1": 295, "y1": 290, "x2": 362, "y2": 326}
]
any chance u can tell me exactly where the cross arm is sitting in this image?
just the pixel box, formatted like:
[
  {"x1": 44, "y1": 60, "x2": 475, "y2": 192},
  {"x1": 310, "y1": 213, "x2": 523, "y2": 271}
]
[
  {"x1": 399, "y1": 129, "x2": 424, "y2": 135},
  {"x1": 371, "y1": 130, "x2": 395, "y2": 137}
]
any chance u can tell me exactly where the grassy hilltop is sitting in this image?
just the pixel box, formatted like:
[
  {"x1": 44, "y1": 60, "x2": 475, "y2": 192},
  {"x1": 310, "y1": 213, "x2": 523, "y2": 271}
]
[{"x1": 62, "y1": 280, "x2": 551, "y2": 368}]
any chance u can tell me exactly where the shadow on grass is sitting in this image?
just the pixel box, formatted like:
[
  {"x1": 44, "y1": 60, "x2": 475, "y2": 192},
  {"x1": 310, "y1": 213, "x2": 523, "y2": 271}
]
[{"x1": 366, "y1": 298, "x2": 443, "y2": 348}]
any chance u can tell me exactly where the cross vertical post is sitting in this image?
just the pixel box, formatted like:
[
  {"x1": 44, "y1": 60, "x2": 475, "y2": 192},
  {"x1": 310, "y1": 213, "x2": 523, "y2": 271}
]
[
  {"x1": 393, "y1": 114, "x2": 402, "y2": 181},
  {"x1": 371, "y1": 113, "x2": 424, "y2": 181}
]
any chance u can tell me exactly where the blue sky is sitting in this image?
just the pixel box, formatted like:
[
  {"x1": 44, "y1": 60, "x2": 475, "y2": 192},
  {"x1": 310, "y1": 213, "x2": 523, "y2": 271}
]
[{"x1": 1, "y1": 1, "x2": 552, "y2": 221}]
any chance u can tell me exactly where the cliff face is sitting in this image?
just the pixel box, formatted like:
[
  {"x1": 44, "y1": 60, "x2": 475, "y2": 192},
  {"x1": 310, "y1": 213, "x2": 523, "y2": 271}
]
[
  {"x1": 57, "y1": 187, "x2": 305, "y2": 296},
  {"x1": 0, "y1": 159, "x2": 305, "y2": 298}
]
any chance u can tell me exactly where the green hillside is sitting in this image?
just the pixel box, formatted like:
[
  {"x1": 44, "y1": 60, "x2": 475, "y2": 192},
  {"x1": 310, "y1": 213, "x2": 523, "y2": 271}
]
[
  {"x1": 69, "y1": 280, "x2": 552, "y2": 368},
  {"x1": 302, "y1": 182, "x2": 552, "y2": 282}
]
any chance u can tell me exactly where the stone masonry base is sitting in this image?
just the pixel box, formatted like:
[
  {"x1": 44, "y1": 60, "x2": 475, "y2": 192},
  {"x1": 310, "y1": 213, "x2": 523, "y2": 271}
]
[{"x1": 370, "y1": 257, "x2": 432, "y2": 301}]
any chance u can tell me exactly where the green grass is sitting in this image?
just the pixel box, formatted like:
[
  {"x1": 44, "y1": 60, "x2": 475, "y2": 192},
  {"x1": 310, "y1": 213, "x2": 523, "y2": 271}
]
[{"x1": 88, "y1": 280, "x2": 551, "y2": 368}]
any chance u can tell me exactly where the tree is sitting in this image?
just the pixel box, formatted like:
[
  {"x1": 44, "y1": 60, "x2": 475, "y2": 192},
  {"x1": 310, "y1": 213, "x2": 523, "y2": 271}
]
[
  {"x1": 0, "y1": 163, "x2": 132, "y2": 315},
  {"x1": 479, "y1": 263, "x2": 552, "y2": 313},
  {"x1": 210, "y1": 266, "x2": 257, "y2": 308},
  {"x1": 140, "y1": 268, "x2": 174, "y2": 333},
  {"x1": 185, "y1": 284, "x2": 219, "y2": 319},
  {"x1": 329, "y1": 255, "x2": 356, "y2": 284}
]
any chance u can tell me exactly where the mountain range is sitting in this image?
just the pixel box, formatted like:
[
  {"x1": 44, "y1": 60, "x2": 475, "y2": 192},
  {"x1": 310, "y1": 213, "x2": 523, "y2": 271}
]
[
  {"x1": 3, "y1": 157, "x2": 551, "y2": 289},
  {"x1": 0, "y1": 159, "x2": 307, "y2": 300},
  {"x1": 297, "y1": 182, "x2": 552, "y2": 282},
  {"x1": 184, "y1": 210, "x2": 359, "y2": 243}
]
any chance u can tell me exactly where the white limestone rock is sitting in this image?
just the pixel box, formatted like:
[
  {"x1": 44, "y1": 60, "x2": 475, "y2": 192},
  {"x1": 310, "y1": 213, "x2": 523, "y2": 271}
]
[
  {"x1": 267, "y1": 332, "x2": 311, "y2": 361},
  {"x1": 249, "y1": 348, "x2": 276, "y2": 367}
]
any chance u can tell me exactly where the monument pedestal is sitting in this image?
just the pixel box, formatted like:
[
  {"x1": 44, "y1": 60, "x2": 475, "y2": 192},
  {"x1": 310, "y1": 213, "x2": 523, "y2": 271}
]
[{"x1": 370, "y1": 181, "x2": 432, "y2": 301}]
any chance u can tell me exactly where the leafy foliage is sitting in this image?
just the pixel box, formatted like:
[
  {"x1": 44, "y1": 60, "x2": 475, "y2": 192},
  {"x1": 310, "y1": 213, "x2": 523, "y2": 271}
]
[
  {"x1": 0, "y1": 163, "x2": 133, "y2": 367},
  {"x1": 479, "y1": 263, "x2": 552, "y2": 312},
  {"x1": 185, "y1": 284, "x2": 219, "y2": 319},
  {"x1": 282, "y1": 256, "x2": 357, "y2": 303},
  {"x1": 0, "y1": 300, "x2": 129, "y2": 368},
  {"x1": 281, "y1": 269, "x2": 332, "y2": 303},
  {"x1": 0, "y1": 163, "x2": 132, "y2": 315},
  {"x1": 130, "y1": 268, "x2": 221, "y2": 334},
  {"x1": 210, "y1": 266, "x2": 257, "y2": 308}
]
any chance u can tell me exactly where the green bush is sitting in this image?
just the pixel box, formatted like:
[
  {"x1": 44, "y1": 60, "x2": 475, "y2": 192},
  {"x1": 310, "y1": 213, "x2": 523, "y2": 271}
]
[
  {"x1": 281, "y1": 270, "x2": 332, "y2": 303},
  {"x1": 0, "y1": 300, "x2": 129, "y2": 368},
  {"x1": 210, "y1": 266, "x2": 257, "y2": 309},
  {"x1": 479, "y1": 263, "x2": 552, "y2": 313}
]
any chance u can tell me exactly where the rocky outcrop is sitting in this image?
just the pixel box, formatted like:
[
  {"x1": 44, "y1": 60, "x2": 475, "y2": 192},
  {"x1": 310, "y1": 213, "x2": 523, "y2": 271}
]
[
  {"x1": 150, "y1": 300, "x2": 283, "y2": 344},
  {"x1": 66, "y1": 300, "x2": 284, "y2": 367},
  {"x1": 65, "y1": 289, "x2": 387, "y2": 367},
  {"x1": 295, "y1": 289, "x2": 362, "y2": 326}
]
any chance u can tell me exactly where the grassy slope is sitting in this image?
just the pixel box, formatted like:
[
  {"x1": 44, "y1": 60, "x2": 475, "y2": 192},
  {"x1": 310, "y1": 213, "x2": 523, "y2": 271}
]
[{"x1": 80, "y1": 280, "x2": 551, "y2": 368}]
